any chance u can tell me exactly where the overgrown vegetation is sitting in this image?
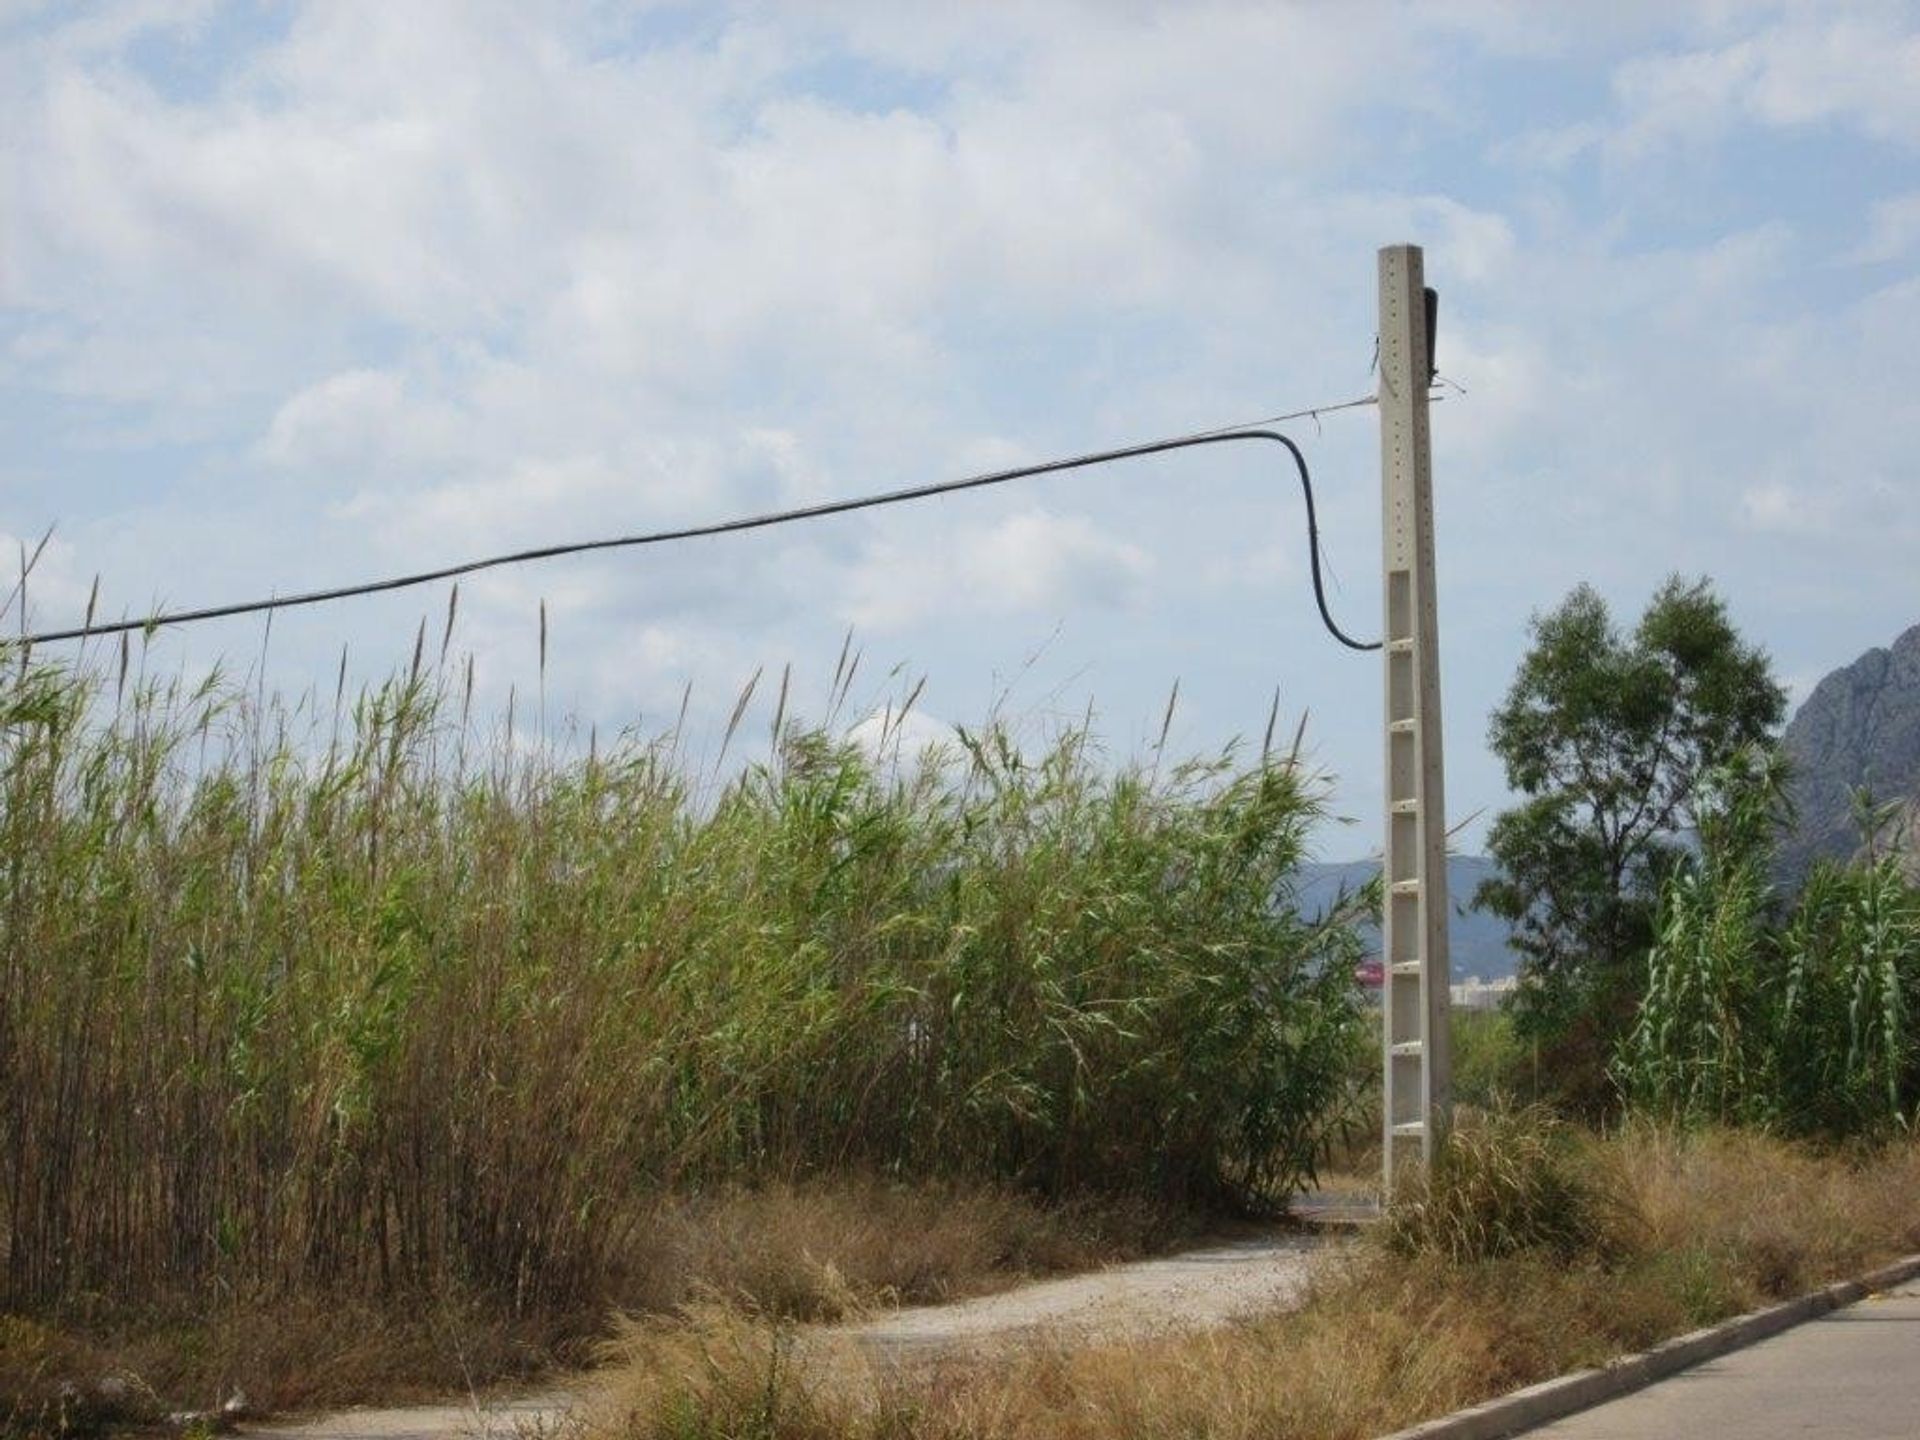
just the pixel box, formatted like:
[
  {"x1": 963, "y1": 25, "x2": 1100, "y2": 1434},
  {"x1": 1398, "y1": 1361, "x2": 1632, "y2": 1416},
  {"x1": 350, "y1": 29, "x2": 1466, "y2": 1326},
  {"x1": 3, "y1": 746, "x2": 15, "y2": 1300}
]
[
  {"x1": 1383, "y1": 1106, "x2": 1638, "y2": 1265},
  {"x1": 556, "y1": 563, "x2": 1920, "y2": 1440},
  {"x1": 1618, "y1": 756, "x2": 1920, "y2": 1134},
  {"x1": 1468, "y1": 582, "x2": 1919, "y2": 1136},
  {"x1": 1474, "y1": 577, "x2": 1786, "y2": 1108},
  {"x1": 0, "y1": 641, "x2": 1365, "y2": 1416},
  {"x1": 587, "y1": 1125, "x2": 1920, "y2": 1440},
  {"x1": 1450, "y1": 1006, "x2": 1533, "y2": 1109},
  {"x1": 9, "y1": 566, "x2": 1915, "y2": 1439},
  {"x1": 0, "y1": 1178, "x2": 1181, "y2": 1432}
]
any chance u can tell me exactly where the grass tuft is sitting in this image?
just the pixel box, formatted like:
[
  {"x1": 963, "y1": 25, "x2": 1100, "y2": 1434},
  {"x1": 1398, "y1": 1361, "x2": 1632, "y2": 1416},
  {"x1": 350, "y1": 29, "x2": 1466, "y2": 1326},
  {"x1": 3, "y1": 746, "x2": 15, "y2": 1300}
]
[
  {"x1": 1384, "y1": 1105, "x2": 1640, "y2": 1265},
  {"x1": 626, "y1": 1179, "x2": 1185, "y2": 1323}
]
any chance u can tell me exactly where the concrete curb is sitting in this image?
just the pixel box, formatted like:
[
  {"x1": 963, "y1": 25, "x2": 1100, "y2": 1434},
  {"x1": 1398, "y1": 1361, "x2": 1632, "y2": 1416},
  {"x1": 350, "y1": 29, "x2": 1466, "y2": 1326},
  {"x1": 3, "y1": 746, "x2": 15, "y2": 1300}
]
[{"x1": 1374, "y1": 1252, "x2": 1920, "y2": 1440}]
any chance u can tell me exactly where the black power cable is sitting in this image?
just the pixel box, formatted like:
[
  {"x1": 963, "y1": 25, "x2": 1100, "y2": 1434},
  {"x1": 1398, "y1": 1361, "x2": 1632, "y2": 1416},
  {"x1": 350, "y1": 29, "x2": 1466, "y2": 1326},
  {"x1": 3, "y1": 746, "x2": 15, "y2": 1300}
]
[{"x1": 13, "y1": 427, "x2": 1380, "y2": 652}]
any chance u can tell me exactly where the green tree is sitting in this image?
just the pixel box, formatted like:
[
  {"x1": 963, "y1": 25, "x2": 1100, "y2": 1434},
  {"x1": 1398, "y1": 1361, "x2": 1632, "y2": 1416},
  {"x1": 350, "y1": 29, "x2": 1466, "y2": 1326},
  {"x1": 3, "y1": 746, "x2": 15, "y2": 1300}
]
[{"x1": 1475, "y1": 577, "x2": 1786, "y2": 1104}]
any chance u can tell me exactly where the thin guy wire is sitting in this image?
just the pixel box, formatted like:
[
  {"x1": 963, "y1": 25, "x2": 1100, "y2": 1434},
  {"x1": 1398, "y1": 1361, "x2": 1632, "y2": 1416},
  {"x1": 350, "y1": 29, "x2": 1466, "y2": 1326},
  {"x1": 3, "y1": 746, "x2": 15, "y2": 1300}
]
[
  {"x1": 14, "y1": 406, "x2": 1384, "y2": 652},
  {"x1": 1176, "y1": 391, "x2": 1378, "y2": 441}
]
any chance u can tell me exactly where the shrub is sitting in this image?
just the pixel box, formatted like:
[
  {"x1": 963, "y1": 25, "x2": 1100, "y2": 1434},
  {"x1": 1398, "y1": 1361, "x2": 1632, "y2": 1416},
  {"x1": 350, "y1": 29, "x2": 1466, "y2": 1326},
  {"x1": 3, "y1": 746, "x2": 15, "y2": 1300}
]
[
  {"x1": 1384, "y1": 1106, "x2": 1639, "y2": 1265},
  {"x1": 1450, "y1": 1008, "x2": 1531, "y2": 1110}
]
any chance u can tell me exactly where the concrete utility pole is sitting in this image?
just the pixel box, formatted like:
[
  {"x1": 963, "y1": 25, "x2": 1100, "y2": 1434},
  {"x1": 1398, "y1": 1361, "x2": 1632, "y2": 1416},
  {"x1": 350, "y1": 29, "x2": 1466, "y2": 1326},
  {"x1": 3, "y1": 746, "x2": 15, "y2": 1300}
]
[{"x1": 1377, "y1": 243, "x2": 1451, "y2": 1187}]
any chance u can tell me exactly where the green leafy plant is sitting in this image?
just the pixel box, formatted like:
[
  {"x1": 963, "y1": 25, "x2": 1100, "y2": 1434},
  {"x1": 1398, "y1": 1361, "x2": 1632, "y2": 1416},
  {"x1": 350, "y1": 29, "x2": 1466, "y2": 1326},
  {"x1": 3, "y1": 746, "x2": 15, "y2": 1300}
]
[{"x1": 1619, "y1": 765, "x2": 1920, "y2": 1135}]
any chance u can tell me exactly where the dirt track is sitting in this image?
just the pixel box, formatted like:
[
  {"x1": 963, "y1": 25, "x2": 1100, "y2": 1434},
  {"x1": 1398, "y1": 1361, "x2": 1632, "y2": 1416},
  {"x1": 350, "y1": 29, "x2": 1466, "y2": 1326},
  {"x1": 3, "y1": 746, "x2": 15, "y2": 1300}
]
[
  {"x1": 241, "y1": 1230, "x2": 1333, "y2": 1440},
  {"x1": 846, "y1": 1230, "x2": 1325, "y2": 1355}
]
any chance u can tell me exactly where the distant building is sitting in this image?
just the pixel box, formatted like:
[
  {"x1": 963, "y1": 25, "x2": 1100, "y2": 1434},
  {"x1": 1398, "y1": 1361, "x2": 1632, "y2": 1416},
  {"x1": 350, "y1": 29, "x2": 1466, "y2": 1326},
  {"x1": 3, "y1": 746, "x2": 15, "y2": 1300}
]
[
  {"x1": 1450, "y1": 975, "x2": 1517, "y2": 1012},
  {"x1": 1356, "y1": 962, "x2": 1514, "y2": 1012}
]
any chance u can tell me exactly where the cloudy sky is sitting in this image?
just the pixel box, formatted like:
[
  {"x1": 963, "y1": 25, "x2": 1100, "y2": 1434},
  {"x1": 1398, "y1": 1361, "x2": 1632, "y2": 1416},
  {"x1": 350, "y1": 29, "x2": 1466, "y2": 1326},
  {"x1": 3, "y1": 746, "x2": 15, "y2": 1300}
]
[{"x1": 3, "y1": 1, "x2": 1917, "y2": 854}]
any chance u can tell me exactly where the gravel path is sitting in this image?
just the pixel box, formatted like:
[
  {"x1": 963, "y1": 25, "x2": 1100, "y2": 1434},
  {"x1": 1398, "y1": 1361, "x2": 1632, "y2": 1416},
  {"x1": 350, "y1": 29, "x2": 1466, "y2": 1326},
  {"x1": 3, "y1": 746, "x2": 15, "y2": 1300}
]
[
  {"x1": 238, "y1": 1391, "x2": 574, "y2": 1440},
  {"x1": 240, "y1": 1230, "x2": 1332, "y2": 1440},
  {"x1": 846, "y1": 1231, "x2": 1325, "y2": 1356}
]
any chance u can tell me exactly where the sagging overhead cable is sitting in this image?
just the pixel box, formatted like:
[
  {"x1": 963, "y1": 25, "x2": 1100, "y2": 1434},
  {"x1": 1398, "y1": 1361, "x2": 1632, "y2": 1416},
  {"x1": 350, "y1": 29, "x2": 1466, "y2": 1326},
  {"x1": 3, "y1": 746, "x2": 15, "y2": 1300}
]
[{"x1": 13, "y1": 411, "x2": 1383, "y2": 654}]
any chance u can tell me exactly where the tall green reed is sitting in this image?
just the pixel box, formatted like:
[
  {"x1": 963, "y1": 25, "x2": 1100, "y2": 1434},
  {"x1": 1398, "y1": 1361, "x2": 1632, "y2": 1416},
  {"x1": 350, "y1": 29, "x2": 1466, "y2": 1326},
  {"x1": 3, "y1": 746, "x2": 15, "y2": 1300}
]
[
  {"x1": 1618, "y1": 752, "x2": 1920, "y2": 1134},
  {"x1": 0, "y1": 644, "x2": 1365, "y2": 1317}
]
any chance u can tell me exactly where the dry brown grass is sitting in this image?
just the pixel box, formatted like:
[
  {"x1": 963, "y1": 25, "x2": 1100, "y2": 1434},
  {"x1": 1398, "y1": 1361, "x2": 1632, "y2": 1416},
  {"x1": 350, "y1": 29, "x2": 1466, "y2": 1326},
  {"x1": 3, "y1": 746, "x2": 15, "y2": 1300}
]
[
  {"x1": 626, "y1": 1178, "x2": 1187, "y2": 1323},
  {"x1": 1620, "y1": 1126, "x2": 1920, "y2": 1300},
  {"x1": 0, "y1": 1319, "x2": 144, "y2": 1439},
  {"x1": 3, "y1": 1292, "x2": 571, "y2": 1434},
  {"x1": 584, "y1": 1254, "x2": 1708, "y2": 1440},
  {"x1": 583, "y1": 1129, "x2": 1920, "y2": 1440},
  {"x1": 0, "y1": 1178, "x2": 1173, "y2": 1436}
]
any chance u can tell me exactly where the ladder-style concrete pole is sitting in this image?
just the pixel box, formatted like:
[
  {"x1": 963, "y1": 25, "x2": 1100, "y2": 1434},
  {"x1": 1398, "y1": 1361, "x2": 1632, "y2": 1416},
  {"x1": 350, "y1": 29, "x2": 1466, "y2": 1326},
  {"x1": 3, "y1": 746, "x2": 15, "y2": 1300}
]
[{"x1": 1377, "y1": 243, "x2": 1452, "y2": 1188}]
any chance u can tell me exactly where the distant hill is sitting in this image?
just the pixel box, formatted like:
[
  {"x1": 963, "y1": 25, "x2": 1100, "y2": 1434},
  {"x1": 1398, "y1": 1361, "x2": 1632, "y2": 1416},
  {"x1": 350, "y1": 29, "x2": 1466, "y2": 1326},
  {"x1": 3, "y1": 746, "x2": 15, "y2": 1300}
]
[
  {"x1": 1778, "y1": 622, "x2": 1920, "y2": 887},
  {"x1": 1296, "y1": 855, "x2": 1518, "y2": 982}
]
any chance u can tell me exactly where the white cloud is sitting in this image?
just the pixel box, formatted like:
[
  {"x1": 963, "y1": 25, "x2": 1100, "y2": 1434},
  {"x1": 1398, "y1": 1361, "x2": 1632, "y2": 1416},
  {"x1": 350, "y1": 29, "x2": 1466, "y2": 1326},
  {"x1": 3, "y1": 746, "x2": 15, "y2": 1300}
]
[
  {"x1": 1739, "y1": 481, "x2": 1812, "y2": 533},
  {"x1": 1849, "y1": 191, "x2": 1920, "y2": 263},
  {"x1": 972, "y1": 509, "x2": 1154, "y2": 609},
  {"x1": 0, "y1": 529, "x2": 92, "y2": 634},
  {"x1": 4, "y1": 0, "x2": 1920, "y2": 857},
  {"x1": 846, "y1": 705, "x2": 956, "y2": 765},
  {"x1": 1495, "y1": 120, "x2": 1610, "y2": 173},
  {"x1": 258, "y1": 369, "x2": 461, "y2": 472},
  {"x1": 845, "y1": 507, "x2": 1152, "y2": 633},
  {"x1": 1608, "y1": 13, "x2": 1920, "y2": 156},
  {"x1": 0, "y1": 0, "x2": 1463, "y2": 416}
]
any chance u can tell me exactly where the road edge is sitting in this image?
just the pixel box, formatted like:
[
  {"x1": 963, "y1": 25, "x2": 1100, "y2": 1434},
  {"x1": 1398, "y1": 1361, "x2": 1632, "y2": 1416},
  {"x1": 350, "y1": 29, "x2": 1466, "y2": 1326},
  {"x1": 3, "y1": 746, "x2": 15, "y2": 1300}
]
[{"x1": 1373, "y1": 1251, "x2": 1920, "y2": 1440}]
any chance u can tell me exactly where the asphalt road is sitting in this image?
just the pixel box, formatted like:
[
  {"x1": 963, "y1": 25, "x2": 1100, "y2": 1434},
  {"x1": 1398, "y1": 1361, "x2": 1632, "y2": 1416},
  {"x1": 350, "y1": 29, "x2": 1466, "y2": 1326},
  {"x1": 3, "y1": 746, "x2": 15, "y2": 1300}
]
[{"x1": 1528, "y1": 1278, "x2": 1920, "y2": 1439}]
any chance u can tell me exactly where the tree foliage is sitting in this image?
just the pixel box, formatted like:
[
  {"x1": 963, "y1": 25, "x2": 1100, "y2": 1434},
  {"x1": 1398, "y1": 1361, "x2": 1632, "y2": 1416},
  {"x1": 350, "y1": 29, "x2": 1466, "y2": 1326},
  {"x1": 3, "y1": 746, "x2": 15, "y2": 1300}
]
[{"x1": 1475, "y1": 578, "x2": 1786, "y2": 1095}]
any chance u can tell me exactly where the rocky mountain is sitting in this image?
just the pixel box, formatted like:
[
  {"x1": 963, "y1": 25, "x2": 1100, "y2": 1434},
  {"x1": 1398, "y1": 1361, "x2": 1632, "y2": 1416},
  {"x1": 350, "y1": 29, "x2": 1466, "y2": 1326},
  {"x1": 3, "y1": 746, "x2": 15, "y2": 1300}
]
[
  {"x1": 1296, "y1": 855, "x2": 1517, "y2": 981},
  {"x1": 1778, "y1": 622, "x2": 1920, "y2": 886},
  {"x1": 1891, "y1": 797, "x2": 1920, "y2": 885}
]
